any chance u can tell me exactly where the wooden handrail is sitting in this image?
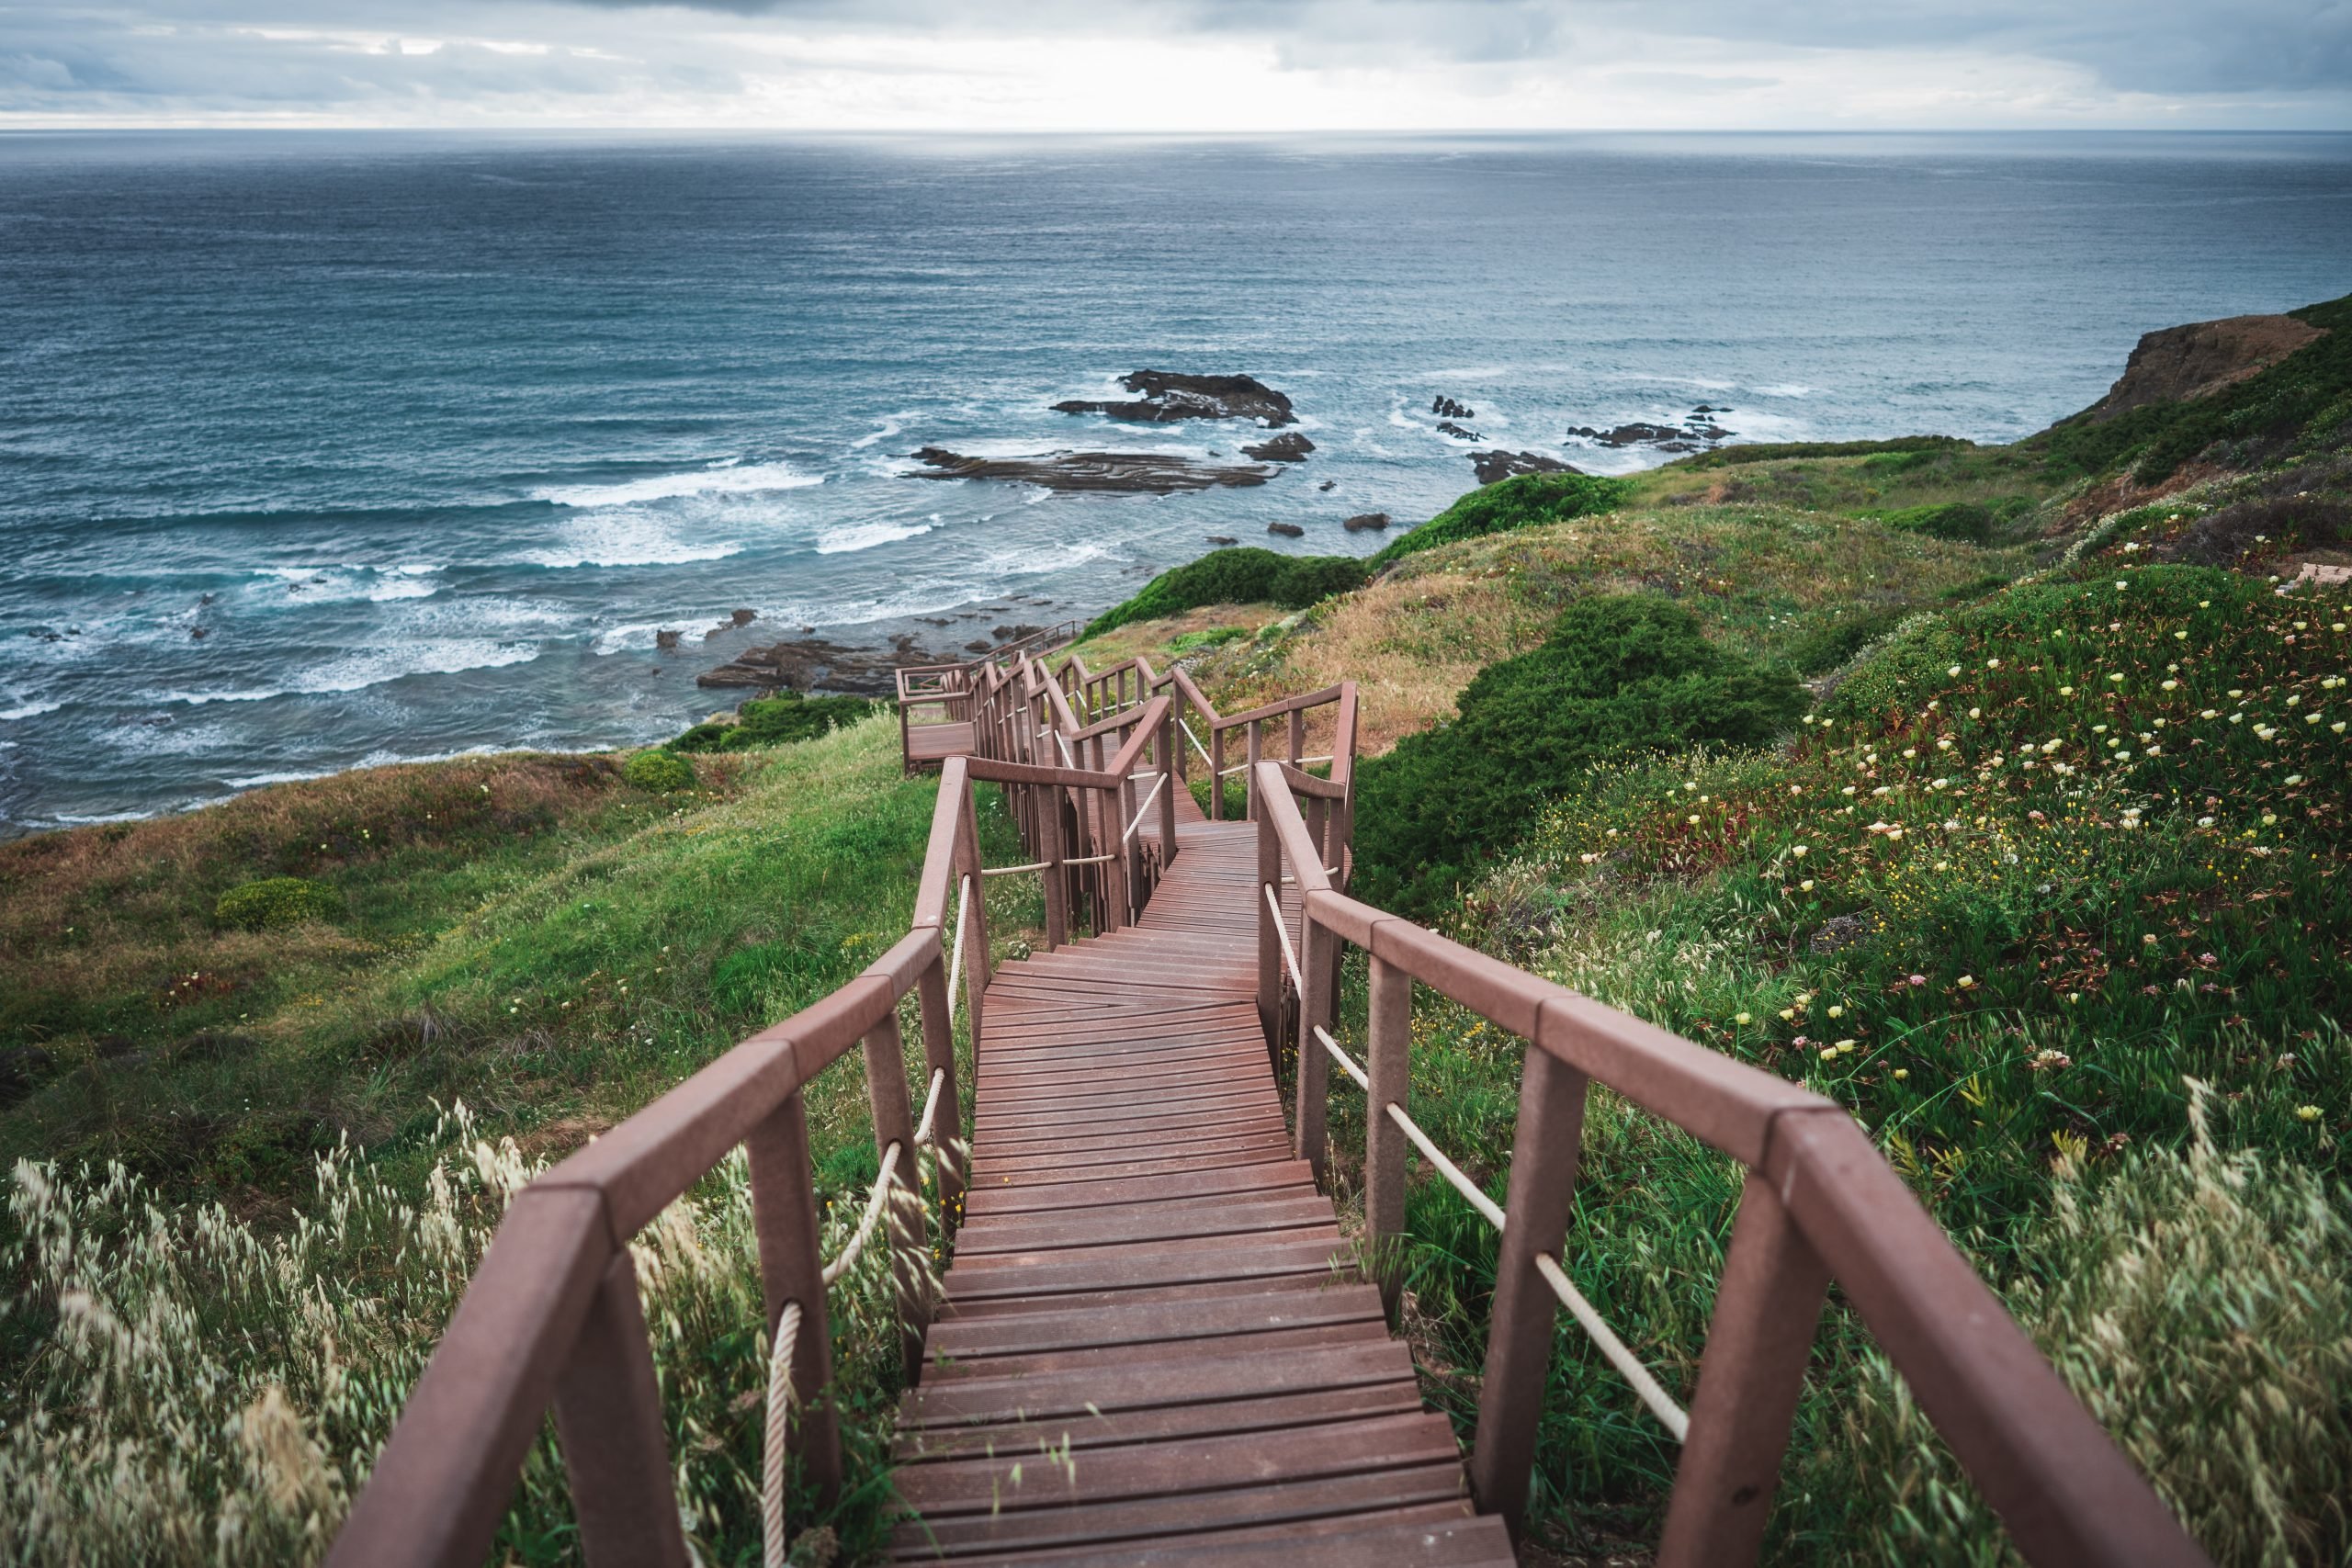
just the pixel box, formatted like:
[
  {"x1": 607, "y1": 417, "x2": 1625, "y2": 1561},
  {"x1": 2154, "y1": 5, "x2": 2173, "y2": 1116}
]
[{"x1": 1247, "y1": 760, "x2": 2206, "y2": 1568}]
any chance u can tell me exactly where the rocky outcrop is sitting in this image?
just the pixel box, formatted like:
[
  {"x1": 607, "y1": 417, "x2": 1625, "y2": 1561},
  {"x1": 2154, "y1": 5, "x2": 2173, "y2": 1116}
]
[
  {"x1": 1430, "y1": 395, "x2": 1476, "y2": 420},
  {"x1": 2091, "y1": 314, "x2": 2326, "y2": 423},
  {"x1": 1267, "y1": 522, "x2": 1306, "y2": 538},
  {"x1": 1435, "y1": 420, "x2": 1482, "y2": 441},
  {"x1": 1342, "y1": 512, "x2": 1391, "y2": 532},
  {"x1": 910, "y1": 447, "x2": 1278, "y2": 493},
  {"x1": 1053, "y1": 371, "x2": 1297, "y2": 427},
  {"x1": 1241, "y1": 432, "x2": 1316, "y2": 462},
  {"x1": 697, "y1": 637, "x2": 944, "y2": 697},
  {"x1": 1471, "y1": 450, "x2": 1583, "y2": 486},
  {"x1": 1206, "y1": 535, "x2": 1238, "y2": 546}
]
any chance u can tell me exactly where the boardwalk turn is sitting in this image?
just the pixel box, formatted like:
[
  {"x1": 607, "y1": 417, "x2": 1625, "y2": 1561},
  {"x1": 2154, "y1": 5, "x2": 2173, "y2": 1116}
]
[{"x1": 888, "y1": 792, "x2": 1512, "y2": 1564}]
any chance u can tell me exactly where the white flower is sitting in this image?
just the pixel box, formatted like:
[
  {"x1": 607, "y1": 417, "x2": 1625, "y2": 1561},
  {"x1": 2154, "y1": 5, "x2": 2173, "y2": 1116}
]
[{"x1": 1947, "y1": 664, "x2": 1963, "y2": 677}]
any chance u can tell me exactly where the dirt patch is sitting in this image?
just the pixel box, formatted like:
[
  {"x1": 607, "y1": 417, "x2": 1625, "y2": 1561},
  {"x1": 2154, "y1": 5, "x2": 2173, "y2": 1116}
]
[{"x1": 2091, "y1": 314, "x2": 2326, "y2": 423}]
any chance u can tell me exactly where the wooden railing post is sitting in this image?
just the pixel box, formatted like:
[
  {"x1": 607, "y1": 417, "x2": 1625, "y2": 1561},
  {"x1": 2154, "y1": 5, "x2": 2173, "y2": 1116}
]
[
  {"x1": 745, "y1": 1090, "x2": 842, "y2": 1506},
  {"x1": 1288, "y1": 705, "x2": 1305, "y2": 766},
  {"x1": 953, "y1": 786, "x2": 993, "y2": 1018},
  {"x1": 1468, "y1": 1046, "x2": 1591, "y2": 1535},
  {"x1": 552, "y1": 1252, "x2": 690, "y2": 1567},
  {"x1": 915, "y1": 951, "x2": 965, "y2": 1223},
  {"x1": 863, "y1": 1010, "x2": 927, "y2": 1385},
  {"x1": 1255, "y1": 805, "x2": 1283, "y2": 1055},
  {"x1": 1657, "y1": 1172, "x2": 1830, "y2": 1568},
  {"x1": 1294, "y1": 912, "x2": 1339, "y2": 1181},
  {"x1": 1209, "y1": 724, "x2": 1227, "y2": 820},
  {"x1": 1363, "y1": 953, "x2": 1412, "y2": 1317},
  {"x1": 1040, "y1": 781, "x2": 1069, "y2": 949},
  {"x1": 1157, "y1": 708, "x2": 1180, "y2": 867},
  {"x1": 1244, "y1": 720, "x2": 1262, "y2": 821}
]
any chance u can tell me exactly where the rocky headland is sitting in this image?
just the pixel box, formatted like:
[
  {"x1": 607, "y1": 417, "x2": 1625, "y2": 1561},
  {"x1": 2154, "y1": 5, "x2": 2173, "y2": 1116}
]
[{"x1": 910, "y1": 446, "x2": 1278, "y2": 493}]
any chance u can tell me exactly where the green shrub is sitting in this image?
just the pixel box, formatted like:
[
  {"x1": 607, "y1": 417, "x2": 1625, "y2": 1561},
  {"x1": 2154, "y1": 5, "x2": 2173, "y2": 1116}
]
[
  {"x1": 1352, "y1": 595, "x2": 1806, "y2": 913},
  {"x1": 1872, "y1": 501, "x2": 1994, "y2": 543},
  {"x1": 673, "y1": 694, "x2": 879, "y2": 753},
  {"x1": 1366, "y1": 472, "x2": 1634, "y2": 569},
  {"x1": 1781, "y1": 604, "x2": 1914, "y2": 675},
  {"x1": 1679, "y1": 435, "x2": 1973, "y2": 469},
  {"x1": 622, "y1": 749, "x2": 696, "y2": 793},
  {"x1": 1082, "y1": 548, "x2": 1366, "y2": 637},
  {"x1": 213, "y1": 877, "x2": 340, "y2": 931}
]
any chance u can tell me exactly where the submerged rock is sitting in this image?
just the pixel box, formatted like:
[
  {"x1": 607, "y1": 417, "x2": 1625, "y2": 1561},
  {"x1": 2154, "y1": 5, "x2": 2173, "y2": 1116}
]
[
  {"x1": 1206, "y1": 535, "x2": 1238, "y2": 546},
  {"x1": 1267, "y1": 522, "x2": 1306, "y2": 538},
  {"x1": 1342, "y1": 512, "x2": 1391, "y2": 532},
  {"x1": 1053, "y1": 370, "x2": 1297, "y2": 427},
  {"x1": 1436, "y1": 420, "x2": 1483, "y2": 442},
  {"x1": 910, "y1": 446, "x2": 1278, "y2": 493},
  {"x1": 1471, "y1": 450, "x2": 1583, "y2": 486},
  {"x1": 1241, "y1": 432, "x2": 1316, "y2": 462}
]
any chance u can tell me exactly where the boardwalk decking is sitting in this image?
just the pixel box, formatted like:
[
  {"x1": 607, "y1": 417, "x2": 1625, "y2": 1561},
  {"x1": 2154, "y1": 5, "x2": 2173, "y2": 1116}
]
[
  {"x1": 907, "y1": 721, "x2": 977, "y2": 768},
  {"x1": 889, "y1": 787, "x2": 1511, "y2": 1565}
]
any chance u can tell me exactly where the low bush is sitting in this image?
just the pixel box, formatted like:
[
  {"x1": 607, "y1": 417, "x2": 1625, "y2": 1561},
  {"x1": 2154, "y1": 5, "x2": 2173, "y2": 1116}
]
[
  {"x1": 673, "y1": 694, "x2": 880, "y2": 753},
  {"x1": 622, "y1": 749, "x2": 695, "y2": 793},
  {"x1": 214, "y1": 877, "x2": 340, "y2": 931},
  {"x1": 1351, "y1": 595, "x2": 1805, "y2": 913},
  {"x1": 1678, "y1": 435, "x2": 1974, "y2": 469},
  {"x1": 1082, "y1": 548, "x2": 1365, "y2": 637},
  {"x1": 1365, "y1": 471, "x2": 1633, "y2": 569}
]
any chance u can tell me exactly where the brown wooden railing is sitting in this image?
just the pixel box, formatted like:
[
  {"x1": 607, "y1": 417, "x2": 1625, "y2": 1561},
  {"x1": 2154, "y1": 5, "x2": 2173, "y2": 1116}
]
[
  {"x1": 328, "y1": 649, "x2": 1176, "y2": 1568},
  {"x1": 1245, "y1": 759, "x2": 2204, "y2": 1566},
  {"x1": 329, "y1": 640, "x2": 2204, "y2": 1568}
]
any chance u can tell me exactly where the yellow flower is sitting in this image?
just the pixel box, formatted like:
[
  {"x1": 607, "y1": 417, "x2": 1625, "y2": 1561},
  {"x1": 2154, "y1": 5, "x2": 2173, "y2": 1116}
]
[
  {"x1": 1893, "y1": 1067, "x2": 1909, "y2": 1081},
  {"x1": 1735, "y1": 1011, "x2": 1753, "y2": 1026},
  {"x1": 1956, "y1": 975, "x2": 1975, "y2": 988},
  {"x1": 2296, "y1": 1105, "x2": 2323, "y2": 1123}
]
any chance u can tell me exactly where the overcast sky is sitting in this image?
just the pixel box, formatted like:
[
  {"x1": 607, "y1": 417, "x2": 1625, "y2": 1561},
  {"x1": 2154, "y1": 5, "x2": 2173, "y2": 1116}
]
[{"x1": 3, "y1": 1, "x2": 2348, "y2": 131}]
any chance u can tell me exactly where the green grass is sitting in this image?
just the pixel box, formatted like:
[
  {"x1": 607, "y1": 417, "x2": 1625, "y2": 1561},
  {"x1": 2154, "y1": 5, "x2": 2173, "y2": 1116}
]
[
  {"x1": 1080, "y1": 547, "x2": 1366, "y2": 637},
  {"x1": 2, "y1": 716, "x2": 1044, "y2": 1565},
  {"x1": 1363, "y1": 471, "x2": 1634, "y2": 568},
  {"x1": 1300, "y1": 563, "x2": 2350, "y2": 1563}
]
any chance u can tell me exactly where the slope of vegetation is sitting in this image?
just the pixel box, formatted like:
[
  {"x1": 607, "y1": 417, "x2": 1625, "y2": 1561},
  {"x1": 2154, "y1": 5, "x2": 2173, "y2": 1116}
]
[{"x1": 2, "y1": 717, "x2": 1041, "y2": 1564}]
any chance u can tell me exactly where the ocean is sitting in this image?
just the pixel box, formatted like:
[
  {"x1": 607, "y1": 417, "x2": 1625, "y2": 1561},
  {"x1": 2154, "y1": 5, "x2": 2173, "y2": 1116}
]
[{"x1": 4, "y1": 130, "x2": 2349, "y2": 835}]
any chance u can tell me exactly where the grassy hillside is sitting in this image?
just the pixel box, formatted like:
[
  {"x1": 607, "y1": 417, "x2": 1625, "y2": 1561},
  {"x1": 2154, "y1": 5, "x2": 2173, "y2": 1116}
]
[
  {"x1": 1069, "y1": 298, "x2": 2351, "y2": 1565},
  {"x1": 2, "y1": 717, "x2": 1041, "y2": 1564}
]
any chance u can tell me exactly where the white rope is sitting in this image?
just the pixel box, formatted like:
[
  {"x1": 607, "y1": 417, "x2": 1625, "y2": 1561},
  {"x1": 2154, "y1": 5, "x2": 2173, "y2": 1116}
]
[
  {"x1": 1385, "y1": 1103, "x2": 1508, "y2": 1232},
  {"x1": 981, "y1": 860, "x2": 1049, "y2": 877},
  {"x1": 913, "y1": 1067, "x2": 947, "y2": 1147},
  {"x1": 1055, "y1": 731, "x2": 1076, "y2": 766},
  {"x1": 822, "y1": 1140, "x2": 902, "y2": 1288},
  {"x1": 1534, "y1": 1252, "x2": 1691, "y2": 1440},
  {"x1": 1181, "y1": 718, "x2": 1214, "y2": 763},
  {"x1": 1121, "y1": 773, "x2": 1170, "y2": 841},
  {"x1": 762, "y1": 1299, "x2": 802, "y2": 1568},
  {"x1": 1216, "y1": 762, "x2": 1252, "y2": 777},
  {"x1": 1062, "y1": 852, "x2": 1116, "y2": 867},
  {"x1": 946, "y1": 874, "x2": 970, "y2": 1016},
  {"x1": 1263, "y1": 883, "x2": 1305, "y2": 991},
  {"x1": 1315, "y1": 1025, "x2": 1368, "y2": 1089},
  {"x1": 1324, "y1": 1064, "x2": 1690, "y2": 1442}
]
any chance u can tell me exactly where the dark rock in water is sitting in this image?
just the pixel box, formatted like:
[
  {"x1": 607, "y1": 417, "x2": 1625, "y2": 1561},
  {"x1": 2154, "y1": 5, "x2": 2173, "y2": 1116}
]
[
  {"x1": 1342, "y1": 512, "x2": 1391, "y2": 532},
  {"x1": 1317, "y1": 479, "x2": 1336, "y2": 491},
  {"x1": 1471, "y1": 450, "x2": 1584, "y2": 486},
  {"x1": 1430, "y1": 395, "x2": 1476, "y2": 420},
  {"x1": 1052, "y1": 370, "x2": 1297, "y2": 427},
  {"x1": 1206, "y1": 536, "x2": 1238, "y2": 546},
  {"x1": 991, "y1": 623, "x2": 1044, "y2": 641},
  {"x1": 1267, "y1": 522, "x2": 1306, "y2": 538},
  {"x1": 730, "y1": 608, "x2": 759, "y2": 627},
  {"x1": 2091, "y1": 313, "x2": 2325, "y2": 423},
  {"x1": 1596, "y1": 423, "x2": 1687, "y2": 447},
  {"x1": 698, "y1": 637, "x2": 945, "y2": 697},
  {"x1": 656, "y1": 629, "x2": 682, "y2": 649},
  {"x1": 1687, "y1": 424, "x2": 1733, "y2": 441},
  {"x1": 189, "y1": 626, "x2": 209, "y2": 640},
  {"x1": 1436, "y1": 420, "x2": 1483, "y2": 442},
  {"x1": 910, "y1": 446, "x2": 1277, "y2": 493},
  {"x1": 1241, "y1": 431, "x2": 1316, "y2": 462},
  {"x1": 1657, "y1": 441, "x2": 1701, "y2": 454},
  {"x1": 965, "y1": 640, "x2": 993, "y2": 653}
]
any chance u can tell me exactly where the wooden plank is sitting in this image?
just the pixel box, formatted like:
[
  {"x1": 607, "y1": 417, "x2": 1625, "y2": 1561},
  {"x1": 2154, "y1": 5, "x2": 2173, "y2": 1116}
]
[
  {"x1": 926, "y1": 1281, "x2": 1385, "y2": 1359},
  {"x1": 901, "y1": 1339, "x2": 1418, "y2": 1427},
  {"x1": 960, "y1": 1512, "x2": 1513, "y2": 1567},
  {"x1": 897, "y1": 1383, "x2": 1424, "y2": 1462}
]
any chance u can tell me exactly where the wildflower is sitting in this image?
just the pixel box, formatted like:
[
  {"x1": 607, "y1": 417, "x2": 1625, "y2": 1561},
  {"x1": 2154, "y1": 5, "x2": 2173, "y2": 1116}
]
[
  {"x1": 2162, "y1": 680, "x2": 2177, "y2": 691},
  {"x1": 2057, "y1": 685, "x2": 2075, "y2": 697},
  {"x1": 1826, "y1": 1004, "x2": 1845, "y2": 1019},
  {"x1": 1819, "y1": 1046, "x2": 1838, "y2": 1062},
  {"x1": 2286, "y1": 773, "x2": 2305, "y2": 786},
  {"x1": 1968, "y1": 705, "x2": 1983, "y2": 718},
  {"x1": 1834, "y1": 1039, "x2": 1857, "y2": 1055},
  {"x1": 1893, "y1": 1067, "x2": 1910, "y2": 1081},
  {"x1": 1956, "y1": 975, "x2": 1976, "y2": 989},
  {"x1": 1735, "y1": 1011, "x2": 1753, "y2": 1026},
  {"x1": 1947, "y1": 664, "x2": 1963, "y2": 677},
  {"x1": 1909, "y1": 974, "x2": 1926, "y2": 986},
  {"x1": 2108, "y1": 673, "x2": 2125, "y2": 683},
  {"x1": 2174, "y1": 629, "x2": 2188, "y2": 640},
  {"x1": 1987, "y1": 658, "x2": 2002, "y2": 669},
  {"x1": 1792, "y1": 844, "x2": 1808, "y2": 857},
  {"x1": 1800, "y1": 878, "x2": 1815, "y2": 891},
  {"x1": 2298, "y1": 1105, "x2": 2323, "y2": 1122},
  {"x1": 1780, "y1": 1008, "x2": 1796, "y2": 1021},
  {"x1": 1687, "y1": 814, "x2": 1701, "y2": 825},
  {"x1": 2066, "y1": 991, "x2": 2081, "y2": 1003}
]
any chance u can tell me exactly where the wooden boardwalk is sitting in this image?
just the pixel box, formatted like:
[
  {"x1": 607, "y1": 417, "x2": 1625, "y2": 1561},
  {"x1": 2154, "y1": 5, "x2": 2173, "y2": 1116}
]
[
  {"x1": 888, "y1": 789, "x2": 1511, "y2": 1565},
  {"x1": 906, "y1": 721, "x2": 977, "y2": 769}
]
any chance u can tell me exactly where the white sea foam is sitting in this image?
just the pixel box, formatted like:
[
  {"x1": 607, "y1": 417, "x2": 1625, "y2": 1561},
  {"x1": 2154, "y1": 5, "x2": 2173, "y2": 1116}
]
[
  {"x1": 817, "y1": 519, "x2": 933, "y2": 555},
  {"x1": 849, "y1": 412, "x2": 918, "y2": 451},
  {"x1": 253, "y1": 564, "x2": 446, "y2": 604},
  {"x1": 160, "y1": 639, "x2": 541, "y2": 705},
  {"x1": 515, "y1": 513, "x2": 746, "y2": 570},
  {"x1": 1754, "y1": 384, "x2": 1815, "y2": 398},
  {"x1": 532, "y1": 460, "x2": 823, "y2": 509},
  {"x1": 0, "y1": 699, "x2": 63, "y2": 721}
]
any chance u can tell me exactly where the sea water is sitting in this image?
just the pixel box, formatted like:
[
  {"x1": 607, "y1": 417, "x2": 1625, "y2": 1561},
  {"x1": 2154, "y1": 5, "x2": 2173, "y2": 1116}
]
[{"x1": 4, "y1": 130, "x2": 2349, "y2": 833}]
